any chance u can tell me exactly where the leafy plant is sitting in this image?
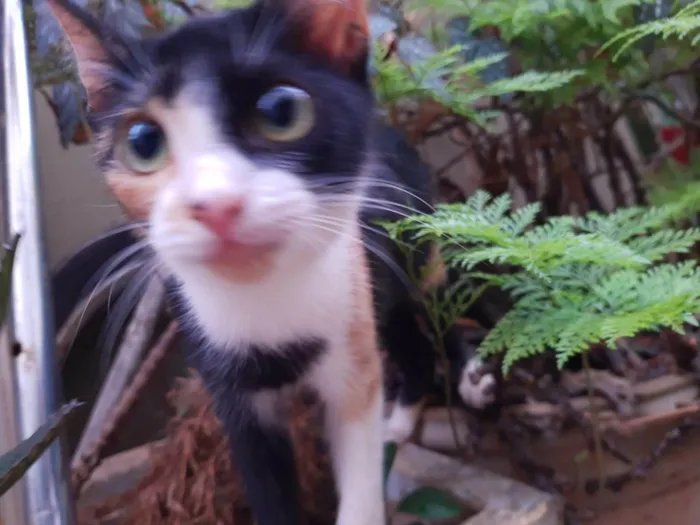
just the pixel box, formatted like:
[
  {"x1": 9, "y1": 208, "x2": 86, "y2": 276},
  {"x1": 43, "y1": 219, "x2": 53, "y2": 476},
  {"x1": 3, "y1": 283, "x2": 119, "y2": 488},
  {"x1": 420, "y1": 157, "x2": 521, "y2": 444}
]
[
  {"x1": 0, "y1": 237, "x2": 80, "y2": 496},
  {"x1": 603, "y1": 0, "x2": 700, "y2": 59},
  {"x1": 375, "y1": 0, "x2": 684, "y2": 108},
  {"x1": 371, "y1": 36, "x2": 582, "y2": 125},
  {"x1": 0, "y1": 401, "x2": 81, "y2": 496},
  {"x1": 363, "y1": 0, "x2": 700, "y2": 218},
  {"x1": 383, "y1": 191, "x2": 700, "y2": 372},
  {"x1": 396, "y1": 486, "x2": 465, "y2": 520}
]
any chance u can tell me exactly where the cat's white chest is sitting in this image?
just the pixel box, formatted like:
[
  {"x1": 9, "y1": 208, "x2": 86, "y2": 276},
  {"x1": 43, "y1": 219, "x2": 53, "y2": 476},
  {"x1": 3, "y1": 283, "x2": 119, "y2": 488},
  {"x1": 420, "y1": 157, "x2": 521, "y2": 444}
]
[{"x1": 174, "y1": 235, "x2": 354, "y2": 349}]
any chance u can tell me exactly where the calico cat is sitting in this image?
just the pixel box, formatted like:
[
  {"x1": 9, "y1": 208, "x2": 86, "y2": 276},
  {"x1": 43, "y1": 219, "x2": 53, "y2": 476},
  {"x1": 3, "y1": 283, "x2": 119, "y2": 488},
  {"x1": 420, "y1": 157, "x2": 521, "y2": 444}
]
[{"x1": 47, "y1": 1, "x2": 493, "y2": 524}]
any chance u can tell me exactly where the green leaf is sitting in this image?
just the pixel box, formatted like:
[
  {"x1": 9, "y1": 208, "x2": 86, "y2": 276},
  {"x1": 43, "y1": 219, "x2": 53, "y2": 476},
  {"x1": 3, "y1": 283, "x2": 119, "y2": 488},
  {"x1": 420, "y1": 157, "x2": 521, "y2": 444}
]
[
  {"x1": 396, "y1": 486, "x2": 464, "y2": 520},
  {"x1": 0, "y1": 401, "x2": 81, "y2": 496},
  {"x1": 383, "y1": 441, "x2": 398, "y2": 488},
  {"x1": 0, "y1": 234, "x2": 21, "y2": 326}
]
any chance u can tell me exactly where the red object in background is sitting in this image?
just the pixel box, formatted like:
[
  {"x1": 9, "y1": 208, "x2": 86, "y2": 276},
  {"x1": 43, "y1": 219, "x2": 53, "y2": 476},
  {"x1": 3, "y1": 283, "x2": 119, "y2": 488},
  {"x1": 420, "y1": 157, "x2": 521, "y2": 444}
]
[
  {"x1": 659, "y1": 125, "x2": 700, "y2": 166},
  {"x1": 660, "y1": 125, "x2": 690, "y2": 165}
]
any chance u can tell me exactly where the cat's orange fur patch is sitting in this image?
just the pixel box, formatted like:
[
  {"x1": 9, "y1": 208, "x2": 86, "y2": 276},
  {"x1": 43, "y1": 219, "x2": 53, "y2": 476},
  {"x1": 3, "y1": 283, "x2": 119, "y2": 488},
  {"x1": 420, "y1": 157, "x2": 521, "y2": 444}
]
[
  {"x1": 106, "y1": 166, "x2": 174, "y2": 220},
  {"x1": 342, "y1": 231, "x2": 382, "y2": 421},
  {"x1": 294, "y1": 0, "x2": 368, "y2": 74}
]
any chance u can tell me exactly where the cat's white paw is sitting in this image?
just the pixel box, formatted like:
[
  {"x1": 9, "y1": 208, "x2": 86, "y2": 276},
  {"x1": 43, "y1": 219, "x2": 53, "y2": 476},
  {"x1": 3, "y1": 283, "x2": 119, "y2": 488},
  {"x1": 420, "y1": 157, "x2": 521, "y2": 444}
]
[
  {"x1": 384, "y1": 402, "x2": 422, "y2": 443},
  {"x1": 336, "y1": 508, "x2": 386, "y2": 525},
  {"x1": 458, "y1": 356, "x2": 496, "y2": 410}
]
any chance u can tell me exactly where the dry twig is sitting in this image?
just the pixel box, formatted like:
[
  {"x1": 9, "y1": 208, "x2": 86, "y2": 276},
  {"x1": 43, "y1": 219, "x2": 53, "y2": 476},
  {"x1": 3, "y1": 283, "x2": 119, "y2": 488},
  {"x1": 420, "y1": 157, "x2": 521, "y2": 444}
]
[
  {"x1": 72, "y1": 321, "x2": 179, "y2": 494},
  {"x1": 72, "y1": 277, "x2": 164, "y2": 469}
]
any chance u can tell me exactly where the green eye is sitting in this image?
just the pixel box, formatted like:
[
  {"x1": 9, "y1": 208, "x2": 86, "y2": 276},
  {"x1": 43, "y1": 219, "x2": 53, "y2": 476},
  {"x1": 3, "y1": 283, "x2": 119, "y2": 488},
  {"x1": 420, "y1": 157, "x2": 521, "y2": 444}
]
[
  {"x1": 123, "y1": 120, "x2": 169, "y2": 173},
  {"x1": 254, "y1": 85, "x2": 315, "y2": 142}
]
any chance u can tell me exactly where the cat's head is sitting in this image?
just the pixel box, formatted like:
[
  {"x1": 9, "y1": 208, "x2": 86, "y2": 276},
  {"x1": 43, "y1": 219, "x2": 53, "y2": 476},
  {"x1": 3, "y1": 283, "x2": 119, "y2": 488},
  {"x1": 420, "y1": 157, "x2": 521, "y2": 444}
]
[{"x1": 48, "y1": 0, "x2": 374, "y2": 284}]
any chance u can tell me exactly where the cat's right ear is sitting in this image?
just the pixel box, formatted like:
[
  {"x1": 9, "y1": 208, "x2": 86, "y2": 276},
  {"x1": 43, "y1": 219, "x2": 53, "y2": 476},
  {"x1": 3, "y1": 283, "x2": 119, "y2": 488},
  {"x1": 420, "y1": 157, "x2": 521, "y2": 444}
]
[{"x1": 46, "y1": 0, "x2": 113, "y2": 110}]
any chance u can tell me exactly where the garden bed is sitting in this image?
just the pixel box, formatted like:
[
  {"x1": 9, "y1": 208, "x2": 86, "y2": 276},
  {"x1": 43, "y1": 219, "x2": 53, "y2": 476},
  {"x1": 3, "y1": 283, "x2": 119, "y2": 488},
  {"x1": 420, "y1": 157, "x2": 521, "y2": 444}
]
[{"x1": 74, "y1": 362, "x2": 700, "y2": 525}]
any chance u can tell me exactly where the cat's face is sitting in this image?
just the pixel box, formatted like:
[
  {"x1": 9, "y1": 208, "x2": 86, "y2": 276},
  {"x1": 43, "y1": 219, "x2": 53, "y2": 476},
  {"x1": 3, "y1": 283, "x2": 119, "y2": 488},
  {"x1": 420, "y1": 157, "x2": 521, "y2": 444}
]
[{"x1": 48, "y1": 0, "x2": 373, "y2": 283}]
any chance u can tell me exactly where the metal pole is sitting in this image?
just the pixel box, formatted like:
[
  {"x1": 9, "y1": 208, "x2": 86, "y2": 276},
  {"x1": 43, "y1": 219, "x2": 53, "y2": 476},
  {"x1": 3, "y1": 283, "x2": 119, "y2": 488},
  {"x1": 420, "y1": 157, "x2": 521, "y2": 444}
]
[
  {"x1": 0, "y1": 6, "x2": 29, "y2": 525},
  {"x1": 2, "y1": 1, "x2": 76, "y2": 524}
]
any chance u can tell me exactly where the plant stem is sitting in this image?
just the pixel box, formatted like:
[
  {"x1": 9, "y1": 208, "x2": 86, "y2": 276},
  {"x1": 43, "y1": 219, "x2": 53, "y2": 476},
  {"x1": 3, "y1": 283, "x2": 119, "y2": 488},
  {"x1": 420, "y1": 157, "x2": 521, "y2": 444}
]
[
  {"x1": 583, "y1": 351, "x2": 605, "y2": 498},
  {"x1": 426, "y1": 301, "x2": 462, "y2": 450}
]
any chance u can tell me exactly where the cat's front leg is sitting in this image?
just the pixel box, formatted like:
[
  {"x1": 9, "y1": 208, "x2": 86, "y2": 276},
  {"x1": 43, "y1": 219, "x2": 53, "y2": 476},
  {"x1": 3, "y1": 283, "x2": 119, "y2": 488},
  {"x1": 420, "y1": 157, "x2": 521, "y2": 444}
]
[
  {"x1": 314, "y1": 346, "x2": 386, "y2": 525},
  {"x1": 210, "y1": 387, "x2": 303, "y2": 525}
]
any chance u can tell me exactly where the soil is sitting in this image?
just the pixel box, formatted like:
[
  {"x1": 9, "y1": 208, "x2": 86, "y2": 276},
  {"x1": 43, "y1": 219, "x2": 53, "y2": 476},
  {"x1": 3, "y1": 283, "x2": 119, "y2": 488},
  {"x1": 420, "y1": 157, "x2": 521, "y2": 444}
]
[
  {"x1": 78, "y1": 373, "x2": 336, "y2": 525},
  {"x1": 593, "y1": 478, "x2": 700, "y2": 525}
]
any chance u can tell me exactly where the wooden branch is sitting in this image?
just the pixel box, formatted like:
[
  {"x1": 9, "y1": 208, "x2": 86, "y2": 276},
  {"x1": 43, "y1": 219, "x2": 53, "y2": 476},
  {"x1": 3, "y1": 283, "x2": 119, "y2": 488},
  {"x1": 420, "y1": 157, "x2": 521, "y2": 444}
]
[
  {"x1": 72, "y1": 321, "x2": 178, "y2": 495},
  {"x1": 71, "y1": 276, "x2": 165, "y2": 471}
]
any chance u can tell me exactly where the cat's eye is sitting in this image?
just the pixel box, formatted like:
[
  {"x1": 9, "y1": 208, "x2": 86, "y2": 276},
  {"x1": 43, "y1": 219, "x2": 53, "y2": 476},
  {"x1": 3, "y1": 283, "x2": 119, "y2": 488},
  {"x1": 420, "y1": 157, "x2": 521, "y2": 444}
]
[
  {"x1": 254, "y1": 86, "x2": 315, "y2": 142},
  {"x1": 123, "y1": 120, "x2": 169, "y2": 174}
]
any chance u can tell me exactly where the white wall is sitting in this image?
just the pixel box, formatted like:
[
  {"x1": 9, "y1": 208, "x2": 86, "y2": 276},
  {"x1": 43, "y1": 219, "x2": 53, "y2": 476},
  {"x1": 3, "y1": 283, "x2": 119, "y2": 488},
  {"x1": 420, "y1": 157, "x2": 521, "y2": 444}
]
[{"x1": 34, "y1": 93, "x2": 125, "y2": 270}]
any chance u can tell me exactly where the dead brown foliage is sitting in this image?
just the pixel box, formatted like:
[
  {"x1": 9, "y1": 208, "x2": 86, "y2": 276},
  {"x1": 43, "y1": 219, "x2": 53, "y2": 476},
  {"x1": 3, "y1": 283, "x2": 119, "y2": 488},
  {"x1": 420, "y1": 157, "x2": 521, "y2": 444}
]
[{"x1": 80, "y1": 372, "x2": 335, "y2": 525}]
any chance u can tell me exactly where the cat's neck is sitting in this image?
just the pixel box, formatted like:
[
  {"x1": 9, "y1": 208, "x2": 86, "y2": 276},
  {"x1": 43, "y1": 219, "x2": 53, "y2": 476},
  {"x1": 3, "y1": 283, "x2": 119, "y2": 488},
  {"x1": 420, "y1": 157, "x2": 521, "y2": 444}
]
[{"x1": 167, "y1": 221, "x2": 361, "y2": 350}]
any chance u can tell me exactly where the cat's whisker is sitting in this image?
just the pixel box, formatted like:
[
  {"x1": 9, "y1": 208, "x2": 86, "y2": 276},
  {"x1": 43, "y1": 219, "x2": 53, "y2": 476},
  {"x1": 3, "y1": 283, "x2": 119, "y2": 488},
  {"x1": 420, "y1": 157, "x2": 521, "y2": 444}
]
[
  {"x1": 121, "y1": 39, "x2": 155, "y2": 82},
  {"x1": 305, "y1": 214, "x2": 396, "y2": 244},
  {"x1": 246, "y1": 2, "x2": 287, "y2": 66},
  {"x1": 227, "y1": 13, "x2": 251, "y2": 63},
  {"x1": 98, "y1": 260, "x2": 161, "y2": 374},
  {"x1": 304, "y1": 214, "x2": 428, "y2": 266},
  {"x1": 94, "y1": 102, "x2": 155, "y2": 123},
  {"x1": 286, "y1": 222, "x2": 330, "y2": 253},
  {"x1": 102, "y1": 227, "x2": 152, "y2": 311},
  {"x1": 107, "y1": 221, "x2": 150, "y2": 236},
  {"x1": 298, "y1": 218, "x2": 414, "y2": 292},
  {"x1": 316, "y1": 197, "x2": 471, "y2": 256},
  {"x1": 69, "y1": 239, "x2": 153, "y2": 349},
  {"x1": 80, "y1": 239, "x2": 152, "y2": 299},
  {"x1": 362, "y1": 179, "x2": 435, "y2": 211},
  {"x1": 81, "y1": 61, "x2": 136, "y2": 91},
  {"x1": 314, "y1": 189, "x2": 427, "y2": 213},
  {"x1": 306, "y1": 174, "x2": 436, "y2": 212},
  {"x1": 320, "y1": 198, "x2": 425, "y2": 221}
]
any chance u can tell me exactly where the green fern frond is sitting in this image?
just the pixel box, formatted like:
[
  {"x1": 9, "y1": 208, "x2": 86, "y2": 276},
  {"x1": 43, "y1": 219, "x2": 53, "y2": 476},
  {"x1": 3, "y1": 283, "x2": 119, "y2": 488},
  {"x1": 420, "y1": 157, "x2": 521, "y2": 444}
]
[
  {"x1": 574, "y1": 205, "x2": 681, "y2": 240},
  {"x1": 385, "y1": 191, "x2": 700, "y2": 373},
  {"x1": 602, "y1": 0, "x2": 700, "y2": 59},
  {"x1": 627, "y1": 228, "x2": 700, "y2": 261},
  {"x1": 372, "y1": 38, "x2": 582, "y2": 121},
  {"x1": 458, "y1": 70, "x2": 584, "y2": 103}
]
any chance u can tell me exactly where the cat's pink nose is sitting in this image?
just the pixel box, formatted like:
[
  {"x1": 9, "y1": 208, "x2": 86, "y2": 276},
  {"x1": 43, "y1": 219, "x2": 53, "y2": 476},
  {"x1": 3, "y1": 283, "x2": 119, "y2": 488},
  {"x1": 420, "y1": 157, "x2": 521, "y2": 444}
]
[{"x1": 189, "y1": 198, "x2": 245, "y2": 238}]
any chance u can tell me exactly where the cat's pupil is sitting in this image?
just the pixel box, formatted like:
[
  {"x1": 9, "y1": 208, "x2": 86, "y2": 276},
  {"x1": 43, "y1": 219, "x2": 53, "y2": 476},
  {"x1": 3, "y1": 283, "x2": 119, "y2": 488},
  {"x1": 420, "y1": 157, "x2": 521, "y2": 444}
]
[
  {"x1": 128, "y1": 121, "x2": 163, "y2": 159},
  {"x1": 257, "y1": 87, "x2": 298, "y2": 129}
]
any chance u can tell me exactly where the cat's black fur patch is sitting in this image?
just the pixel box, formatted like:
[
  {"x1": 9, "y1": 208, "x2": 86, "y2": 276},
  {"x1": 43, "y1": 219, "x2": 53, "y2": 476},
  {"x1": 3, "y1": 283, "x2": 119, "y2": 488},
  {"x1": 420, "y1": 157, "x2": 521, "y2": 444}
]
[
  {"x1": 188, "y1": 337, "x2": 326, "y2": 391},
  {"x1": 188, "y1": 344, "x2": 305, "y2": 525}
]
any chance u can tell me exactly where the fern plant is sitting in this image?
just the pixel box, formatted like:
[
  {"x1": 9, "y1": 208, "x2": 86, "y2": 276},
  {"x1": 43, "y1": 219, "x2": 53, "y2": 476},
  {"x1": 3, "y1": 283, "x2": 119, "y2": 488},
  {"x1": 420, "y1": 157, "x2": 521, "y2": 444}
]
[
  {"x1": 371, "y1": 37, "x2": 582, "y2": 124},
  {"x1": 387, "y1": 0, "x2": 683, "y2": 108},
  {"x1": 603, "y1": 0, "x2": 700, "y2": 59},
  {"x1": 383, "y1": 191, "x2": 700, "y2": 372}
]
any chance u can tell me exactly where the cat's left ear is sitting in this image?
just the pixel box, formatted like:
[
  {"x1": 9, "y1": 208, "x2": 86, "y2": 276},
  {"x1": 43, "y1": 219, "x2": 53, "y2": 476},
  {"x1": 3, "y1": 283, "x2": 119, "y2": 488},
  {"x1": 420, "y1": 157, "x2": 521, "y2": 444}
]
[
  {"x1": 45, "y1": 0, "x2": 118, "y2": 110},
  {"x1": 287, "y1": 0, "x2": 369, "y2": 77}
]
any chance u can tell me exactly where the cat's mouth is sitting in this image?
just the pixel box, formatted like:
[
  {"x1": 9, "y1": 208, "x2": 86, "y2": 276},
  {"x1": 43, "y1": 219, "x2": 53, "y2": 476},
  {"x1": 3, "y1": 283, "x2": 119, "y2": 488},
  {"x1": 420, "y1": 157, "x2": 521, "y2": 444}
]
[
  {"x1": 202, "y1": 238, "x2": 282, "y2": 282},
  {"x1": 205, "y1": 237, "x2": 282, "y2": 264}
]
